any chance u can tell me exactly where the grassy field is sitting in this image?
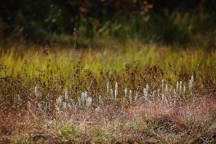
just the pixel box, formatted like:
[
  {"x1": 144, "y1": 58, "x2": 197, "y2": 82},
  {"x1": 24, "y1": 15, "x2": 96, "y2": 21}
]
[{"x1": 0, "y1": 41, "x2": 216, "y2": 143}]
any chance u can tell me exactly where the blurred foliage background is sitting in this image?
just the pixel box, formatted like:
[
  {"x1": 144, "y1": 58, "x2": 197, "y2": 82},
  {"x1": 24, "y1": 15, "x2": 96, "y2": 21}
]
[{"x1": 0, "y1": 0, "x2": 216, "y2": 46}]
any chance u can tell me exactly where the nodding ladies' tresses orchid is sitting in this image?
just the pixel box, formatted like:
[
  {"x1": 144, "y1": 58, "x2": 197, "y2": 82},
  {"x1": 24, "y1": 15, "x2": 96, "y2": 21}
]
[
  {"x1": 115, "y1": 82, "x2": 118, "y2": 100},
  {"x1": 176, "y1": 81, "x2": 179, "y2": 92},
  {"x1": 77, "y1": 91, "x2": 93, "y2": 107},
  {"x1": 179, "y1": 81, "x2": 182, "y2": 93},
  {"x1": 52, "y1": 75, "x2": 196, "y2": 110},
  {"x1": 165, "y1": 84, "x2": 168, "y2": 93},
  {"x1": 78, "y1": 96, "x2": 81, "y2": 106},
  {"x1": 161, "y1": 79, "x2": 164, "y2": 91},
  {"x1": 124, "y1": 88, "x2": 128, "y2": 98},
  {"x1": 27, "y1": 101, "x2": 31, "y2": 108},
  {"x1": 110, "y1": 89, "x2": 114, "y2": 98},
  {"x1": 183, "y1": 85, "x2": 186, "y2": 96},
  {"x1": 188, "y1": 75, "x2": 194, "y2": 91},
  {"x1": 146, "y1": 84, "x2": 149, "y2": 91},
  {"x1": 81, "y1": 92, "x2": 87, "y2": 105},
  {"x1": 98, "y1": 95, "x2": 103, "y2": 104},
  {"x1": 152, "y1": 90, "x2": 155, "y2": 98},
  {"x1": 35, "y1": 85, "x2": 39, "y2": 98},
  {"x1": 134, "y1": 91, "x2": 138, "y2": 102},
  {"x1": 63, "y1": 102, "x2": 67, "y2": 109},
  {"x1": 143, "y1": 86, "x2": 148, "y2": 101},
  {"x1": 56, "y1": 95, "x2": 63, "y2": 107},
  {"x1": 86, "y1": 97, "x2": 92, "y2": 107},
  {"x1": 67, "y1": 103, "x2": 72, "y2": 109},
  {"x1": 17, "y1": 94, "x2": 22, "y2": 102},
  {"x1": 64, "y1": 90, "x2": 69, "y2": 100},
  {"x1": 129, "y1": 90, "x2": 132, "y2": 104},
  {"x1": 106, "y1": 82, "x2": 109, "y2": 94}
]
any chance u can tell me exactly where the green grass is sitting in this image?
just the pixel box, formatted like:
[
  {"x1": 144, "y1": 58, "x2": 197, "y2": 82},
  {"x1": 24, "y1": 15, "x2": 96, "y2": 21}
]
[{"x1": 0, "y1": 41, "x2": 216, "y2": 143}]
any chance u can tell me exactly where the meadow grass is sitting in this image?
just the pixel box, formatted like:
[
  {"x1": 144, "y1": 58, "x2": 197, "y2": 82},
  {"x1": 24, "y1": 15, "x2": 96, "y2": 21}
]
[{"x1": 0, "y1": 41, "x2": 216, "y2": 143}]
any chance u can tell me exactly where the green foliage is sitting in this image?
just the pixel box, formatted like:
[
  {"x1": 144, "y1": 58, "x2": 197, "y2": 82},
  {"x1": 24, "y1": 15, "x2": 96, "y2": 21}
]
[{"x1": 0, "y1": 0, "x2": 215, "y2": 45}]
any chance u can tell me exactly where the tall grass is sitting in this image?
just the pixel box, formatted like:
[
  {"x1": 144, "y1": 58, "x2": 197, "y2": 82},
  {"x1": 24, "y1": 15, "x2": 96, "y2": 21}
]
[{"x1": 0, "y1": 42, "x2": 216, "y2": 143}]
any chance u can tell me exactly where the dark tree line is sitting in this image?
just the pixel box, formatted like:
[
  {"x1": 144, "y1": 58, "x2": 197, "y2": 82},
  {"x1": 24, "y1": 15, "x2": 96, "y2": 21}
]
[{"x1": 0, "y1": 0, "x2": 215, "y2": 42}]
